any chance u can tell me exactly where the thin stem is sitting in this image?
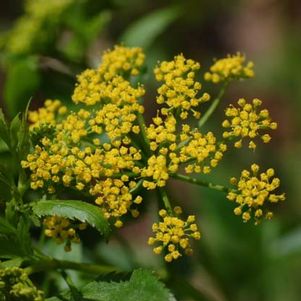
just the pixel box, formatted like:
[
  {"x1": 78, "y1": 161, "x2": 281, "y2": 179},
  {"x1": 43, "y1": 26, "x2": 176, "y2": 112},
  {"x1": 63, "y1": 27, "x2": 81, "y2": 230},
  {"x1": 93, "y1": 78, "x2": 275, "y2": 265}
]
[
  {"x1": 198, "y1": 81, "x2": 229, "y2": 128},
  {"x1": 25, "y1": 258, "x2": 119, "y2": 275},
  {"x1": 137, "y1": 112, "x2": 151, "y2": 156},
  {"x1": 172, "y1": 173, "x2": 231, "y2": 193},
  {"x1": 60, "y1": 270, "x2": 81, "y2": 299},
  {"x1": 129, "y1": 179, "x2": 143, "y2": 194},
  {"x1": 157, "y1": 187, "x2": 173, "y2": 214}
]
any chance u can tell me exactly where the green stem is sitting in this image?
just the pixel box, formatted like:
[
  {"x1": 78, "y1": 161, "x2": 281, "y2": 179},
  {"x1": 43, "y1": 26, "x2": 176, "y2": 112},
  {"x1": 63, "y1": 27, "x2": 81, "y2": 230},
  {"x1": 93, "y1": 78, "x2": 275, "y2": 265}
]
[
  {"x1": 198, "y1": 81, "x2": 229, "y2": 128},
  {"x1": 60, "y1": 270, "x2": 82, "y2": 299},
  {"x1": 157, "y1": 187, "x2": 173, "y2": 214},
  {"x1": 129, "y1": 179, "x2": 143, "y2": 194},
  {"x1": 25, "y1": 258, "x2": 119, "y2": 275},
  {"x1": 137, "y1": 112, "x2": 151, "y2": 156},
  {"x1": 172, "y1": 173, "x2": 231, "y2": 193}
]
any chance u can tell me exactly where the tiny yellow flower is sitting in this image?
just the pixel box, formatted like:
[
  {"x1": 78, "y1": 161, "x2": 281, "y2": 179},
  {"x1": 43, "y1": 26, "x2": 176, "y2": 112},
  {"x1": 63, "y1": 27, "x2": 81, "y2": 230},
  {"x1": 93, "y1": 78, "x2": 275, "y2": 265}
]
[{"x1": 227, "y1": 164, "x2": 285, "y2": 224}]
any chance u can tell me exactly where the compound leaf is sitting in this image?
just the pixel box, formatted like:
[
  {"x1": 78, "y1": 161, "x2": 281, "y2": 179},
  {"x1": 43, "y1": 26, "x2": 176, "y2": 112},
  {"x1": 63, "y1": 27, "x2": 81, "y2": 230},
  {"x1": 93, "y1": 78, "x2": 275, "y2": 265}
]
[{"x1": 81, "y1": 269, "x2": 174, "y2": 301}]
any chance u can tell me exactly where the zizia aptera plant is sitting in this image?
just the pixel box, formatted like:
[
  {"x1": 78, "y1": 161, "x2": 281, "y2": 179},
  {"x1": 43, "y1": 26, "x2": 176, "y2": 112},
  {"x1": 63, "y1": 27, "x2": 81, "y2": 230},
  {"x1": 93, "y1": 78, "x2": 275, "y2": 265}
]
[{"x1": 0, "y1": 46, "x2": 285, "y2": 300}]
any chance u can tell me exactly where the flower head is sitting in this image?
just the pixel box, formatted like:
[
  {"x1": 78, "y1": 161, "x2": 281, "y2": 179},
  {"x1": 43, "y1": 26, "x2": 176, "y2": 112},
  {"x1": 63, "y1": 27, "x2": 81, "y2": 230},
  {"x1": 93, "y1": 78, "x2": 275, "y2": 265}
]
[
  {"x1": 227, "y1": 164, "x2": 285, "y2": 224},
  {"x1": 222, "y1": 98, "x2": 277, "y2": 149},
  {"x1": 148, "y1": 207, "x2": 201, "y2": 262},
  {"x1": 154, "y1": 54, "x2": 210, "y2": 119},
  {"x1": 204, "y1": 53, "x2": 254, "y2": 83},
  {"x1": 43, "y1": 215, "x2": 86, "y2": 251},
  {"x1": 72, "y1": 46, "x2": 145, "y2": 106},
  {"x1": 0, "y1": 267, "x2": 44, "y2": 301}
]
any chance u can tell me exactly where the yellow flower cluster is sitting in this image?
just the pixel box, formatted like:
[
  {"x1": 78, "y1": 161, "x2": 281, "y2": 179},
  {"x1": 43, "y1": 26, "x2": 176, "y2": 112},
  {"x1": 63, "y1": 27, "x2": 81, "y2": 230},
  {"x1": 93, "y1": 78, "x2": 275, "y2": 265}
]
[
  {"x1": 154, "y1": 54, "x2": 210, "y2": 119},
  {"x1": 22, "y1": 45, "x2": 284, "y2": 261},
  {"x1": 141, "y1": 113, "x2": 227, "y2": 189},
  {"x1": 0, "y1": 267, "x2": 44, "y2": 301},
  {"x1": 72, "y1": 46, "x2": 145, "y2": 106},
  {"x1": 92, "y1": 103, "x2": 143, "y2": 141},
  {"x1": 99, "y1": 45, "x2": 145, "y2": 79},
  {"x1": 28, "y1": 99, "x2": 67, "y2": 130},
  {"x1": 43, "y1": 215, "x2": 86, "y2": 251},
  {"x1": 148, "y1": 207, "x2": 201, "y2": 262},
  {"x1": 6, "y1": 0, "x2": 72, "y2": 54},
  {"x1": 227, "y1": 164, "x2": 285, "y2": 224},
  {"x1": 91, "y1": 177, "x2": 142, "y2": 227},
  {"x1": 72, "y1": 72, "x2": 145, "y2": 106},
  {"x1": 22, "y1": 138, "x2": 142, "y2": 223},
  {"x1": 222, "y1": 98, "x2": 277, "y2": 149},
  {"x1": 204, "y1": 53, "x2": 254, "y2": 83},
  {"x1": 180, "y1": 131, "x2": 227, "y2": 174},
  {"x1": 22, "y1": 47, "x2": 146, "y2": 231},
  {"x1": 142, "y1": 155, "x2": 169, "y2": 190}
]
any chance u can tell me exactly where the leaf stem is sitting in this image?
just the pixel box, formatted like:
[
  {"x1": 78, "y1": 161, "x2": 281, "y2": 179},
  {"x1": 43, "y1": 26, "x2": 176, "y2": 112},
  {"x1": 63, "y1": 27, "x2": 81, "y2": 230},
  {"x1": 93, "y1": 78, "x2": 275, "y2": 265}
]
[
  {"x1": 157, "y1": 187, "x2": 173, "y2": 214},
  {"x1": 198, "y1": 81, "x2": 229, "y2": 128},
  {"x1": 172, "y1": 173, "x2": 231, "y2": 193},
  {"x1": 25, "y1": 258, "x2": 119, "y2": 275},
  {"x1": 137, "y1": 112, "x2": 151, "y2": 156}
]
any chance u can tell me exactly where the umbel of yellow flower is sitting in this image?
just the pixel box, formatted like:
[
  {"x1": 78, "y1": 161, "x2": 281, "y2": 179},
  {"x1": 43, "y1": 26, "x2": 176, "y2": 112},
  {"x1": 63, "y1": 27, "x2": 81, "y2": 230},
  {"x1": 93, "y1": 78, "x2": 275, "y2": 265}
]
[
  {"x1": 154, "y1": 54, "x2": 210, "y2": 119},
  {"x1": 148, "y1": 207, "x2": 201, "y2": 262},
  {"x1": 222, "y1": 98, "x2": 277, "y2": 149},
  {"x1": 28, "y1": 99, "x2": 67, "y2": 130},
  {"x1": 204, "y1": 53, "x2": 254, "y2": 83},
  {"x1": 43, "y1": 215, "x2": 87, "y2": 251},
  {"x1": 21, "y1": 45, "x2": 285, "y2": 262},
  {"x1": 0, "y1": 267, "x2": 44, "y2": 301},
  {"x1": 72, "y1": 46, "x2": 145, "y2": 106},
  {"x1": 227, "y1": 164, "x2": 285, "y2": 224}
]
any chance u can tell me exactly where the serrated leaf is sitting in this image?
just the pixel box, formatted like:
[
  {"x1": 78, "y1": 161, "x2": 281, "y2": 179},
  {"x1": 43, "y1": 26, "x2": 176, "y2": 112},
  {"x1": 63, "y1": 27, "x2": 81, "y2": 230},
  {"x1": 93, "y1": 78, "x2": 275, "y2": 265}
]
[
  {"x1": 32, "y1": 200, "x2": 110, "y2": 237},
  {"x1": 81, "y1": 269, "x2": 173, "y2": 301},
  {"x1": 120, "y1": 6, "x2": 180, "y2": 49}
]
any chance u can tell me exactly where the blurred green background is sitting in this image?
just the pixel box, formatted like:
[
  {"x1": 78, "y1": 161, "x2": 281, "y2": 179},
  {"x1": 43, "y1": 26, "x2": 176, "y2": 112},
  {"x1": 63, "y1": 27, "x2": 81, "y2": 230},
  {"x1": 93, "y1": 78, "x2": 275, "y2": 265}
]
[{"x1": 0, "y1": 0, "x2": 300, "y2": 300}]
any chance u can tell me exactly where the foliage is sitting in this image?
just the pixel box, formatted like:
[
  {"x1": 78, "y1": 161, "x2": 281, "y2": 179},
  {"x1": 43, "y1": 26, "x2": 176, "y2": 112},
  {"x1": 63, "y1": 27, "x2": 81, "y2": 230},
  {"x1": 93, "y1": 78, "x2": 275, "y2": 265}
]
[
  {"x1": 0, "y1": 0, "x2": 112, "y2": 117},
  {"x1": 81, "y1": 269, "x2": 173, "y2": 301}
]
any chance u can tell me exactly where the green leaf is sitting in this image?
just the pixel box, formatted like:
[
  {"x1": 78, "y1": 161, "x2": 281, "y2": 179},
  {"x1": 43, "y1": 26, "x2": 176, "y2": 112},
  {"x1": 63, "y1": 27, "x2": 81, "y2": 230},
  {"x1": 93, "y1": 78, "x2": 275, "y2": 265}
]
[
  {"x1": 0, "y1": 109, "x2": 10, "y2": 147},
  {"x1": 81, "y1": 269, "x2": 173, "y2": 301},
  {"x1": 0, "y1": 216, "x2": 32, "y2": 258},
  {"x1": 17, "y1": 216, "x2": 33, "y2": 256},
  {"x1": 0, "y1": 235, "x2": 24, "y2": 258},
  {"x1": 4, "y1": 57, "x2": 40, "y2": 117},
  {"x1": 0, "y1": 217, "x2": 16, "y2": 235},
  {"x1": 0, "y1": 257, "x2": 24, "y2": 268},
  {"x1": 10, "y1": 113, "x2": 21, "y2": 151},
  {"x1": 0, "y1": 167, "x2": 12, "y2": 188},
  {"x1": 120, "y1": 6, "x2": 181, "y2": 49},
  {"x1": 32, "y1": 200, "x2": 110, "y2": 237},
  {"x1": 62, "y1": 11, "x2": 111, "y2": 61},
  {"x1": 8, "y1": 110, "x2": 30, "y2": 161}
]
